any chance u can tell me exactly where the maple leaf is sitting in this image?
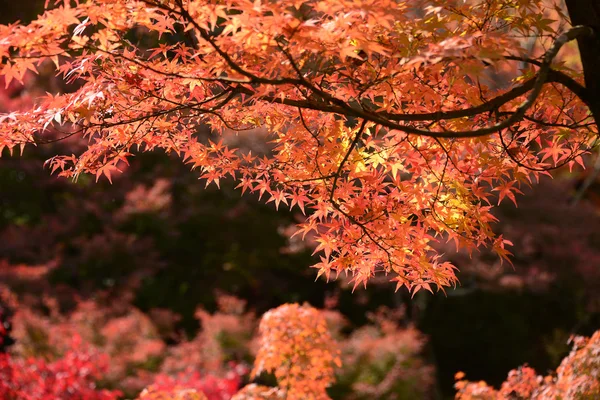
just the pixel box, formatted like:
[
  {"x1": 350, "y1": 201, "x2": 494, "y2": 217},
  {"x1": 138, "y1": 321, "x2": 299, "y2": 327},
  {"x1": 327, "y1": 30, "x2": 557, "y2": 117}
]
[
  {"x1": 289, "y1": 190, "x2": 310, "y2": 214},
  {"x1": 266, "y1": 189, "x2": 288, "y2": 210},
  {"x1": 493, "y1": 180, "x2": 524, "y2": 206}
]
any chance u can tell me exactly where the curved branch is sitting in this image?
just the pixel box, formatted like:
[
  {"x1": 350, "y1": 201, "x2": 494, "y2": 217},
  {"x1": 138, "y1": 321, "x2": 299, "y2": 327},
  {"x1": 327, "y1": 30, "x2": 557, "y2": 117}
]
[
  {"x1": 375, "y1": 69, "x2": 591, "y2": 123},
  {"x1": 366, "y1": 25, "x2": 593, "y2": 138},
  {"x1": 504, "y1": 55, "x2": 591, "y2": 107},
  {"x1": 265, "y1": 26, "x2": 593, "y2": 138}
]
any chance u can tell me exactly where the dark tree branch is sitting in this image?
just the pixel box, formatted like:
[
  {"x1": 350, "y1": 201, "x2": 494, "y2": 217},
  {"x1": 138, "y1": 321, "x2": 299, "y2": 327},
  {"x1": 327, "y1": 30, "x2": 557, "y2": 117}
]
[
  {"x1": 130, "y1": 2, "x2": 594, "y2": 139},
  {"x1": 329, "y1": 119, "x2": 368, "y2": 202},
  {"x1": 503, "y1": 55, "x2": 590, "y2": 106}
]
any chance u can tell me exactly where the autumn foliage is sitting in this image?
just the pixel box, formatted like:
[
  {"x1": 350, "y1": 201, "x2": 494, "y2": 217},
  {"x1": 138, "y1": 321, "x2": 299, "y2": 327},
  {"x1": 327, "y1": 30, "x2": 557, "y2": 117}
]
[
  {"x1": 0, "y1": 338, "x2": 121, "y2": 400},
  {"x1": 2, "y1": 258, "x2": 600, "y2": 399},
  {"x1": 0, "y1": 0, "x2": 597, "y2": 293},
  {"x1": 0, "y1": 268, "x2": 438, "y2": 400},
  {"x1": 249, "y1": 303, "x2": 341, "y2": 399},
  {"x1": 1, "y1": 0, "x2": 600, "y2": 399},
  {"x1": 455, "y1": 331, "x2": 600, "y2": 399}
]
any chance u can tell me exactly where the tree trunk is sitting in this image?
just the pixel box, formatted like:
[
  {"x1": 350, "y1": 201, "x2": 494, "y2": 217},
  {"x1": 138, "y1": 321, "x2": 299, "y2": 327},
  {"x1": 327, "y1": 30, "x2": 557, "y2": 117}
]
[{"x1": 565, "y1": 0, "x2": 600, "y2": 125}]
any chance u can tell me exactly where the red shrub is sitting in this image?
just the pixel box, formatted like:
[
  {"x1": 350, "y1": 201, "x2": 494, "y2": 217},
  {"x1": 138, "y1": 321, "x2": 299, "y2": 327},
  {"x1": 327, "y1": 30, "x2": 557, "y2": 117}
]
[
  {"x1": 138, "y1": 367, "x2": 243, "y2": 400},
  {"x1": 0, "y1": 338, "x2": 120, "y2": 400}
]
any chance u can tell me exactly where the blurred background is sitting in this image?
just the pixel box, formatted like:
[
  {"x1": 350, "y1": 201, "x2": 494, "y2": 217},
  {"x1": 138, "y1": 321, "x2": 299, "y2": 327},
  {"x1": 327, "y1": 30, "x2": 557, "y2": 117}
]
[{"x1": 1, "y1": 2, "x2": 599, "y2": 399}]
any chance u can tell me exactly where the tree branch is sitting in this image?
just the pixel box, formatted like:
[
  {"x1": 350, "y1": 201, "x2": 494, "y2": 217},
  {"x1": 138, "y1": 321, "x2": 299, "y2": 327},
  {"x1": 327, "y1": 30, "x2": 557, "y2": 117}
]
[
  {"x1": 503, "y1": 55, "x2": 591, "y2": 106},
  {"x1": 374, "y1": 69, "x2": 591, "y2": 123},
  {"x1": 120, "y1": 3, "x2": 596, "y2": 139},
  {"x1": 329, "y1": 119, "x2": 368, "y2": 202}
]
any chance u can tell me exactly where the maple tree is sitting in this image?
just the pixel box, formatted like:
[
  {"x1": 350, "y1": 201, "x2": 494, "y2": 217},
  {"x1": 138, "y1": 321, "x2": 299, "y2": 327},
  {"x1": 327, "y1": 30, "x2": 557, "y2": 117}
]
[
  {"x1": 0, "y1": 0, "x2": 599, "y2": 292},
  {"x1": 249, "y1": 303, "x2": 341, "y2": 399}
]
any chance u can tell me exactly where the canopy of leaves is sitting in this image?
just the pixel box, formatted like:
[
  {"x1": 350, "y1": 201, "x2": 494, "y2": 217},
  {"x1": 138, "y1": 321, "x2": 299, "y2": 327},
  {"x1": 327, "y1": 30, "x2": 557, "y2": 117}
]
[{"x1": 0, "y1": 0, "x2": 596, "y2": 292}]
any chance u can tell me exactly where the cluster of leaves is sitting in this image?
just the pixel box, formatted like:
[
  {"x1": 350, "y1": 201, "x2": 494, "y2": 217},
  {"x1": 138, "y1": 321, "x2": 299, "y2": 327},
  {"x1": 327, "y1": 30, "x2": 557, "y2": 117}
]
[
  {"x1": 0, "y1": 338, "x2": 121, "y2": 400},
  {"x1": 2, "y1": 279, "x2": 249, "y2": 400},
  {"x1": 139, "y1": 385, "x2": 208, "y2": 400},
  {"x1": 6, "y1": 288, "x2": 248, "y2": 398},
  {"x1": 437, "y1": 178, "x2": 600, "y2": 297},
  {"x1": 1, "y1": 312, "x2": 240, "y2": 400},
  {"x1": 231, "y1": 302, "x2": 434, "y2": 400},
  {"x1": 12, "y1": 300, "x2": 162, "y2": 393},
  {"x1": 0, "y1": 0, "x2": 596, "y2": 293},
  {"x1": 455, "y1": 330, "x2": 600, "y2": 399},
  {"x1": 137, "y1": 369, "x2": 242, "y2": 400},
  {"x1": 248, "y1": 303, "x2": 341, "y2": 399},
  {"x1": 329, "y1": 307, "x2": 434, "y2": 399}
]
